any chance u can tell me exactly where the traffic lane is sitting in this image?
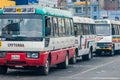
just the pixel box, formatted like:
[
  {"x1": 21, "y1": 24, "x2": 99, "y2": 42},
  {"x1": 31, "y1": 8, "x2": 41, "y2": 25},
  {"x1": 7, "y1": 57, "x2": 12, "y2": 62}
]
[
  {"x1": 0, "y1": 55, "x2": 119, "y2": 80},
  {"x1": 68, "y1": 55, "x2": 120, "y2": 80}
]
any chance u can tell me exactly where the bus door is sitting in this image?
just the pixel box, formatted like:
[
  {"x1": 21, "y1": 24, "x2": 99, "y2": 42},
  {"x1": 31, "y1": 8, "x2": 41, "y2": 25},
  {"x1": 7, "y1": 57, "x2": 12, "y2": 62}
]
[{"x1": 74, "y1": 24, "x2": 82, "y2": 50}]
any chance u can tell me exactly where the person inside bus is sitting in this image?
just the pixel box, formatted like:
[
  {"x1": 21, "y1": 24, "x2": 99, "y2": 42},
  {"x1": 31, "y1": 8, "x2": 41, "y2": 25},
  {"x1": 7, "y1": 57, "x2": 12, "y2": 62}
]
[
  {"x1": 74, "y1": 24, "x2": 78, "y2": 36},
  {"x1": 2, "y1": 22, "x2": 19, "y2": 36}
]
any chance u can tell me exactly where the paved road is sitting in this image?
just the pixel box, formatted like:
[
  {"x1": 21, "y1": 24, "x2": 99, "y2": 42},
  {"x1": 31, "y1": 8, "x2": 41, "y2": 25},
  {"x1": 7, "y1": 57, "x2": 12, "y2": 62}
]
[{"x1": 1, "y1": 54, "x2": 120, "y2": 80}]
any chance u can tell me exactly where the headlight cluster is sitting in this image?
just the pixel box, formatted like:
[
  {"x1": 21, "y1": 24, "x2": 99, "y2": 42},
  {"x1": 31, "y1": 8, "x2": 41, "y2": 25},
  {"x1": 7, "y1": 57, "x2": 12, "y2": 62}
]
[
  {"x1": 27, "y1": 52, "x2": 39, "y2": 59},
  {"x1": 0, "y1": 52, "x2": 6, "y2": 58}
]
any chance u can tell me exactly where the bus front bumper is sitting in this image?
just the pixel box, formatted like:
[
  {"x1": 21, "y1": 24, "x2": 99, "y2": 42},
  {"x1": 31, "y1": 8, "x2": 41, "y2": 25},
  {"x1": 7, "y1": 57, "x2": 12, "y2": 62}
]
[{"x1": 0, "y1": 52, "x2": 49, "y2": 67}]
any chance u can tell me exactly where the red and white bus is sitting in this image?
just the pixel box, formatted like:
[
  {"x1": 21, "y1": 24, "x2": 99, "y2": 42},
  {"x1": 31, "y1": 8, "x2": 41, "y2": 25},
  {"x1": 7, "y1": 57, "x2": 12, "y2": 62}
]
[
  {"x1": 73, "y1": 16, "x2": 96, "y2": 60},
  {"x1": 0, "y1": 6, "x2": 76, "y2": 75}
]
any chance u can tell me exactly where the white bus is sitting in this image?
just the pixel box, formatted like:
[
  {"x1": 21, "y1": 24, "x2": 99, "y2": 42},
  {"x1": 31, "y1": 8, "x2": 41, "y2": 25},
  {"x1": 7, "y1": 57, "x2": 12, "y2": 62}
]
[
  {"x1": 0, "y1": 6, "x2": 76, "y2": 75},
  {"x1": 73, "y1": 16, "x2": 96, "y2": 60},
  {"x1": 95, "y1": 19, "x2": 120, "y2": 56}
]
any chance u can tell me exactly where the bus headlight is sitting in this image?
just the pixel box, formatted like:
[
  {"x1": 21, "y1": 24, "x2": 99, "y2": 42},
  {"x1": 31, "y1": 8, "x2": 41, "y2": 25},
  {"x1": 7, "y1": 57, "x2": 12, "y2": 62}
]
[
  {"x1": 27, "y1": 52, "x2": 39, "y2": 59},
  {"x1": 0, "y1": 52, "x2": 6, "y2": 58}
]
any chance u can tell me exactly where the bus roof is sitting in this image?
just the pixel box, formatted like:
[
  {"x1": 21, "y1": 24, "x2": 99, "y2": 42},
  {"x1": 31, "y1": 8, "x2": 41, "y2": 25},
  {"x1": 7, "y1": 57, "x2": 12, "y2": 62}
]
[
  {"x1": 36, "y1": 7, "x2": 72, "y2": 18},
  {"x1": 95, "y1": 19, "x2": 120, "y2": 25},
  {"x1": 73, "y1": 16, "x2": 95, "y2": 24},
  {"x1": 1, "y1": 6, "x2": 73, "y2": 18}
]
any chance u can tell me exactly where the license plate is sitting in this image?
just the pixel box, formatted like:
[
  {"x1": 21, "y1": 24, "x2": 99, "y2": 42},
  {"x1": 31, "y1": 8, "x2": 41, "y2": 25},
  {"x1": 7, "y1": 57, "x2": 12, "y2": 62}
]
[{"x1": 11, "y1": 55, "x2": 20, "y2": 60}]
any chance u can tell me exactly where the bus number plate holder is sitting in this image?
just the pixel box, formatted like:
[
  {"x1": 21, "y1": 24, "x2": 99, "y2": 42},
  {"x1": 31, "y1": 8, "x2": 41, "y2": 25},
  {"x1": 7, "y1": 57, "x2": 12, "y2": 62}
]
[{"x1": 11, "y1": 55, "x2": 20, "y2": 60}]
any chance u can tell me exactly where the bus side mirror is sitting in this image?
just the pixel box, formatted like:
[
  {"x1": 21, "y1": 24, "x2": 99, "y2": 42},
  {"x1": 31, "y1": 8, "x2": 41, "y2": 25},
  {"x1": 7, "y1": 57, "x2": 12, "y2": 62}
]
[{"x1": 45, "y1": 27, "x2": 51, "y2": 36}]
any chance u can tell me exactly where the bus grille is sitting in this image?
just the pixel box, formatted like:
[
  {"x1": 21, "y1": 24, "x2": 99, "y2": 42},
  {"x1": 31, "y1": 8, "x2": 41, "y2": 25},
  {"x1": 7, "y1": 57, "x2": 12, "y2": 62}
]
[{"x1": 7, "y1": 61, "x2": 26, "y2": 65}]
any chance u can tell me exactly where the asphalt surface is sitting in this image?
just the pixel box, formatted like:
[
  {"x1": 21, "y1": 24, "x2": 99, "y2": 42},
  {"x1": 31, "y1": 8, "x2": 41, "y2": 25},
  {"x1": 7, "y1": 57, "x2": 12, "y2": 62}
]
[{"x1": 1, "y1": 54, "x2": 120, "y2": 80}]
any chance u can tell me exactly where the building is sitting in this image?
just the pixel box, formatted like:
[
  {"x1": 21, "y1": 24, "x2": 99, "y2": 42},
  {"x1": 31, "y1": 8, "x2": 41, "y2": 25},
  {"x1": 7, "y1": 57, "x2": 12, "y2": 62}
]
[
  {"x1": 98, "y1": 0, "x2": 120, "y2": 20},
  {"x1": 13, "y1": 0, "x2": 57, "y2": 8},
  {"x1": 99, "y1": 0, "x2": 120, "y2": 10},
  {"x1": 67, "y1": 1, "x2": 91, "y2": 17},
  {"x1": 0, "y1": 0, "x2": 15, "y2": 9},
  {"x1": 39, "y1": 0, "x2": 57, "y2": 7},
  {"x1": 90, "y1": 0, "x2": 99, "y2": 19},
  {"x1": 67, "y1": 0, "x2": 99, "y2": 19},
  {"x1": 104, "y1": 0, "x2": 119, "y2": 10},
  {"x1": 57, "y1": 0, "x2": 67, "y2": 9}
]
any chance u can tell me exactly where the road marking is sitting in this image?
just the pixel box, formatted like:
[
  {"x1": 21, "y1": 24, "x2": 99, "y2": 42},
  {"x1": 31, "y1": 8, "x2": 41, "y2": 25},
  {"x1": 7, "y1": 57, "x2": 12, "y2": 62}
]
[
  {"x1": 76, "y1": 77, "x2": 120, "y2": 80},
  {"x1": 68, "y1": 60, "x2": 116, "y2": 78},
  {"x1": 92, "y1": 77, "x2": 120, "y2": 80}
]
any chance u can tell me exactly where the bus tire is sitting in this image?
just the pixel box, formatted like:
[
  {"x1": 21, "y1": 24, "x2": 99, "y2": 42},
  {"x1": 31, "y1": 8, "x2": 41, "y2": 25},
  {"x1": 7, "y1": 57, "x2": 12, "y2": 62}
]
[
  {"x1": 0, "y1": 66, "x2": 7, "y2": 74},
  {"x1": 57, "y1": 53, "x2": 69, "y2": 69},
  {"x1": 69, "y1": 52, "x2": 77, "y2": 64},
  {"x1": 40, "y1": 58, "x2": 50, "y2": 75},
  {"x1": 82, "y1": 49, "x2": 92, "y2": 61},
  {"x1": 110, "y1": 49, "x2": 115, "y2": 56}
]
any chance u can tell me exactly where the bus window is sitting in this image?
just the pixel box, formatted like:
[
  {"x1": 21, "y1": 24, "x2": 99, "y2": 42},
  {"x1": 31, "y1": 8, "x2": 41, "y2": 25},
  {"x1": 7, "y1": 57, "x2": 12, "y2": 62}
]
[
  {"x1": 45, "y1": 16, "x2": 51, "y2": 37},
  {"x1": 118, "y1": 25, "x2": 120, "y2": 35},
  {"x1": 70, "y1": 19, "x2": 74, "y2": 35},
  {"x1": 58, "y1": 18, "x2": 65, "y2": 36},
  {"x1": 90, "y1": 24, "x2": 95, "y2": 34},
  {"x1": 112, "y1": 24, "x2": 115, "y2": 35},
  {"x1": 116, "y1": 25, "x2": 119, "y2": 35},
  {"x1": 79, "y1": 24, "x2": 83, "y2": 35},
  {"x1": 83, "y1": 24, "x2": 89, "y2": 35},
  {"x1": 53, "y1": 17, "x2": 59, "y2": 37},
  {"x1": 65, "y1": 19, "x2": 71, "y2": 36},
  {"x1": 74, "y1": 24, "x2": 78, "y2": 36}
]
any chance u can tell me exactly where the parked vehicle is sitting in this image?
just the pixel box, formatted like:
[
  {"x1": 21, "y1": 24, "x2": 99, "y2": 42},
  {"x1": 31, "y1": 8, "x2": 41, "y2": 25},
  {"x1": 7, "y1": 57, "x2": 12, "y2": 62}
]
[
  {"x1": 73, "y1": 16, "x2": 96, "y2": 60},
  {"x1": 0, "y1": 6, "x2": 76, "y2": 75},
  {"x1": 95, "y1": 19, "x2": 120, "y2": 56}
]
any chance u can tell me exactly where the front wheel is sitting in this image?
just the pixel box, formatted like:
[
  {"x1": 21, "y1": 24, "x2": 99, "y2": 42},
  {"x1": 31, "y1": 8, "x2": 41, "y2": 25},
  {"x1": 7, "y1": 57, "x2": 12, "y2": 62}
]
[
  {"x1": 82, "y1": 49, "x2": 93, "y2": 61},
  {"x1": 109, "y1": 49, "x2": 115, "y2": 56},
  {"x1": 69, "y1": 52, "x2": 77, "y2": 64},
  {"x1": 40, "y1": 59, "x2": 50, "y2": 75},
  {"x1": 57, "y1": 53, "x2": 69, "y2": 69},
  {"x1": 0, "y1": 66, "x2": 7, "y2": 74}
]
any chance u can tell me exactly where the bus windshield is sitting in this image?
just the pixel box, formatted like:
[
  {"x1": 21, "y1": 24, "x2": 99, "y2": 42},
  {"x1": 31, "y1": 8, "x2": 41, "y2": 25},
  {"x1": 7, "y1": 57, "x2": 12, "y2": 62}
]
[
  {"x1": 0, "y1": 14, "x2": 43, "y2": 41},
  {"x1": 95, "y1": 24, "x2": 110, "y2": 35}
]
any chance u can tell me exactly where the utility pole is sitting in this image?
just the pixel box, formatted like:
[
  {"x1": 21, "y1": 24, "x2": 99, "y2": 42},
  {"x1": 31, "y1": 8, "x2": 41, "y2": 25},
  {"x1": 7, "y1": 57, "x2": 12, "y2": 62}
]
[{"x1": 85, "y1": 0, "x2": 88, "y2": 17}]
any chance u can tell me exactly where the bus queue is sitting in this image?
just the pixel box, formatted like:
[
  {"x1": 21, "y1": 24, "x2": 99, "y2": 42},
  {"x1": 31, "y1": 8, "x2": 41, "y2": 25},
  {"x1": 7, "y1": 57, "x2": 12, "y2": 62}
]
[{"x1": 0, "y1": 6, "x2": 120, "y2": 75}]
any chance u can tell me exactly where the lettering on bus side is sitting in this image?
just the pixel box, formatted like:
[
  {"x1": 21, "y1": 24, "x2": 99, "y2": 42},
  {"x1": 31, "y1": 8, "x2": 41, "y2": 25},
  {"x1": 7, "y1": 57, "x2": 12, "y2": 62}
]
[{"x1": 8, "y1": 43, "x2": 24, "y2": 47}]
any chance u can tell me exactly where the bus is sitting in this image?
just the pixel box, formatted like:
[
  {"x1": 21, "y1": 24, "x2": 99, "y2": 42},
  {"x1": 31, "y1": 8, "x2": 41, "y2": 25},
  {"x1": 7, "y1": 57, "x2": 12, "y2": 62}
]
[
  {"x1": 0, "y1": 6, "x2": 76, "y2": 75},
  {"x1": 95, "y1": 19, "x2": 120, "y2": 56},
  {"x1": 73, "y1": 16, "x2": 96, "y2": 60}
]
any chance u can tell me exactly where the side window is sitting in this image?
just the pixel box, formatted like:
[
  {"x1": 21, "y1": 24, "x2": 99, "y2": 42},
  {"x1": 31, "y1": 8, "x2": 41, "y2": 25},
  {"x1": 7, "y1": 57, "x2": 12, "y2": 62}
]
[
  {"x1": 112, "y1": 24, "x2": 115, "y2": 35},
  {"x1": 65, "y1": 19, "x2": 72, "y2": 36},
  {"x1": 62, "y1": 18, "x2": 66, "y2": 36},
  {"x1": 90, "y1": 24, "x2": 95, "y2": 34},
  {"x1": 74, "y1": 23, "x2": 83, "y2": 35},
  {"x1": 79, "y1": 24, "x2": 83, "y2": 35},
  {"x1": 87, "y1": 24, "x2": 92, "y2": 35},
  {"x1": 74, "y1": 24, "x2": 78, "y2": 35},
  {"x1": 45, "y1": 16, "x2": 52, "y2": 37},
  {"x1": 58, "y1": 18, "x2": 65, "y2": 36},
  {"x1": 53, "y1": 17, "x2": 59, "y2": 37},
  {"x1": 70, "y1": 19, "x2": 74, "y2": 35},
  {"x1": 83, "y1": 24, "x2": 89, "y2": 35},
  {"x1": 118, "y1": 25, "x2": 120, "y2": 35},
  {"x1": 116, "y1": 25, "x2": 119, "y2": 35}
]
